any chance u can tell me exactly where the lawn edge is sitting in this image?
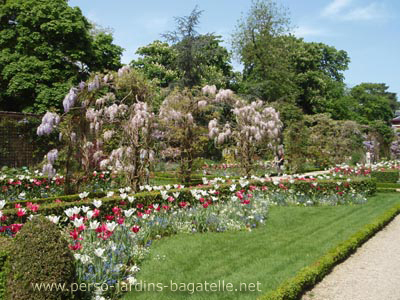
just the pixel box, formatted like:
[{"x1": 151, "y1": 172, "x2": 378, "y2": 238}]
[{"x1": 258, "y1": 196, "x2": 400, "y2": 300}]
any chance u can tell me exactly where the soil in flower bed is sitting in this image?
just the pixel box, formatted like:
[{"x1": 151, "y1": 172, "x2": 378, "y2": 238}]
[{"x1": 123, "y1": 193, "x2": 400, "y2": 300}]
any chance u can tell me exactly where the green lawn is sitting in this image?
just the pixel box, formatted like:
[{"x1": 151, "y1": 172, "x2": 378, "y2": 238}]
[{"x1": 123, "y1": 193, "x2": 400, "y2": 300}]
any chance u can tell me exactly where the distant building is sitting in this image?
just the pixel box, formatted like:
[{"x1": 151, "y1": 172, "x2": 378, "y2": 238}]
[{"x1": 393, "y1": 110, "x2": 400, "y2": 130}]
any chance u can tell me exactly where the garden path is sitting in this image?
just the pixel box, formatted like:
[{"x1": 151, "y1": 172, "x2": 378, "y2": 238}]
[{"x1": 302, "y1": 214, "x2": 400, "y2": 300}]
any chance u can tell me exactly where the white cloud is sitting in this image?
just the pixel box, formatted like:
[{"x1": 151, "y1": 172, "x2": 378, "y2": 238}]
[
  {"x1": 321, "y1": 0, "x2": 352, "y2": 17},
  {"x1": 293, "y1": 25, "x2": 328, "y2": 38},
  {"x1": 341, "y1": 3, "x2": 387, "y2": 21},
  {"x1": 321, "y1": 0, "x2": 388, "y2": 21}
]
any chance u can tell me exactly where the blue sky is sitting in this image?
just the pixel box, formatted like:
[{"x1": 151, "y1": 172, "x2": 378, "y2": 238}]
[{"x1": 69, "y1": 0, "x2": 400, "y2": 98}]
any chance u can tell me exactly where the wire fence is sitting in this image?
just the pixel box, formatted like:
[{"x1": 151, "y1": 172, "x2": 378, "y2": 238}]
[{"x1": 0, "y1": 111, "x2": 45, "y2": 168}]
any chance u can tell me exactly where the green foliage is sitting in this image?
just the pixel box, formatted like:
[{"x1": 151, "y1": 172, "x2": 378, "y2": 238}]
[
  {"x1": 304, "y1": 114, "x2": 364, "y2": 168},
  {"x1": 283, "y1": 120, "x2": 308, "y2": 173},
  {"x1": 376, "y1": 182, "x2": 400, "y2": 188},
  {"x1": 0, "y1": 237, "x2": 13, "y2": 299},
  {"x1": 0, "y1": 0, "x2": 122, "y2": 113},
  {"x1": 371, "y1": 170, "x2": 399, "y2": 183},
  {"x1": 161, "y1": 7, "x2": 234, "y2": 88},
  {"x1": 233, "y1": 1, "x2": 295, "y2": 102},
  {"x1": 368, "y1": 120, "x2": 395, "y2": 158},
  {"x1": 232, "y1": 1, "x2": 350, "y2": 115},
  {"x1": 259, "y1": 203, "x2": 400, "y2": 300},
  {"x1": 6, "y1": 216, "x2": 75, "y2": 300},
  {"x1": 349, "y1": 83, "x2": 396, "y2": 125},
  {"x1": 291, "y1": 39, "x2": 350, "y2": 115},
  {"x1": 131, "y1": 40, "x2": 180, "y2": 88}
]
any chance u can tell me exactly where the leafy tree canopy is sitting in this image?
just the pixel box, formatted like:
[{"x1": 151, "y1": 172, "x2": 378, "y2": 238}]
[
  {"x1": 232, "y1": 0, "x2": 350, "y2": 116},
  {"x1": 0, "y1": 0, "x2": 123, "y2": 113},
  {"x1": 349, "y1": 83, "x2": 396, "y2": 125},
  {"x1": 160, "y1": 6, "x2": 235, "y2": 89}
]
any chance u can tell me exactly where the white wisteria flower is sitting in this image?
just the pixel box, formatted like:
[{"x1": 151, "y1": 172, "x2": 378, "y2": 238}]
[
  {"x1": 128, "y1": 196, "x2": 135, "y2": 203},
  {"x1": 0, "y1": 200, "x2": 6, "y2": 210},
  {"x1": 107, "y1": 191, "x2": 114, "y2": 198}
]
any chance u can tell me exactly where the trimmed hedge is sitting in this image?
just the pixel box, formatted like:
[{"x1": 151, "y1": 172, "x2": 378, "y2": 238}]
[
  {"x1": 371, "y1": 170, "x2": 399, "y2": 183},
  {"x1": 377, "y1": 188, "x2": 399, "y2": 193},
  {"x1": 0, "y1": 237, "x2": 13, "y2": 299},
  {"x1": 258, "y1": 201, "x2": 400, "y2": 300},
  {"x1": 377, "y1": 182, "x2": 400, "y2": 189},
  {"x1": 6, "y1": 216, "x2": 75, "y2": 300},
  {"x1": 2, "y1": 178, "x2": 376, "y2": 225}
]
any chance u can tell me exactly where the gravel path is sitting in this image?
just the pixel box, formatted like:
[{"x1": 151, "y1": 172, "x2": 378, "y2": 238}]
[{"x1": 302, "y1": 214, "x2": 400, "y2": 300}]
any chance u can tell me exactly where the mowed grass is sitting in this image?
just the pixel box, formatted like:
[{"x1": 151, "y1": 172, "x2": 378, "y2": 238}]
[{"x1": 123, "y1": 193, "x2": 400, "y2": 300}]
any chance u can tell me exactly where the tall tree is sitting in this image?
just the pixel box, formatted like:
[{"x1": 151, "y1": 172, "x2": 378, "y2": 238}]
[
  {"x1": 349, "y1": 83, "x2": 396, "y2": 124},
  {"x1": 161, "y1": 6, "x2": 234, "y2": 88},
  {"x1": 232, "y1": 0, "x2": 295, "y2": 102},
  {"x1": 131, "y1": 40, "x2": 180, "y2": 88},
  {"x1": 0, "y1": 0, "x2": 123, "y2": 113},
  {"x1": 232, "y1": 0, "x2": 350, "y2": 116},
  {"x1": 290, "y1": 38, "x2": 350, "y2": 114}
]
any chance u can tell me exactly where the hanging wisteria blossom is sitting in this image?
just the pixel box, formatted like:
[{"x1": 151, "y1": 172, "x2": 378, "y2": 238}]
[{"x1": 37, "y1": 112, "x2": 60, "y2": 136}]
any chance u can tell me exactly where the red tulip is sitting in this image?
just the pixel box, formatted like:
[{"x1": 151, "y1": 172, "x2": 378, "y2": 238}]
[
  {"x1": 69, "y1": 242, "x2": 82, "y2": 251},
  {"x1": 179, "y1": 201, "x2": 187, "y2": 208},
  {"x1": 16, "y1": 209, "x2": 26, "y2": 217},
  {"x1": 70, "y1": 229, "x2": 80, "y2": 240},
  {"x1": 131, "y1": 226, "x2": 140, "y2": 233},
  {"x1": 93, "y1": 209, "x2": 100, "y2": 218},
  {"x1": 112, "y1": 206, "x2": 121, "y2": 216}
]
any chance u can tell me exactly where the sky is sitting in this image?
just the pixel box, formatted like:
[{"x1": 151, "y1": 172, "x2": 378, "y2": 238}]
[{"x1": 68, "y1": 0, "x2": 400, "y2": 98}]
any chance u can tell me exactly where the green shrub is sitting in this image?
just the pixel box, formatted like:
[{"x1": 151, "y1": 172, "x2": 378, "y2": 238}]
[
  {"x1": 6, "y1": 216, "x2": 75, "y2": 300},
  {"x1": 371, "y1": 170, "x2": 399, "y2": 183},
  {"x1": 0, "y1": 237, "x2": 13, "y2": 299}
]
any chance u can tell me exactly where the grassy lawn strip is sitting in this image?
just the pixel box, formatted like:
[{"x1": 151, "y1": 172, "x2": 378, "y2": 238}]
[{"x1": 122, "y1": 193, "x2": 400, "y2": 300}]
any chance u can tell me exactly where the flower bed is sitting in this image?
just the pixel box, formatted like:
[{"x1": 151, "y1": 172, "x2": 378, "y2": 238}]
[
  {"x1": 0, "y1": 174, "x2": 376, "y2": 299},
  {"x1": 0, "y1": 171, "x2": 117, "y2": 202},
  {"x1": 0, "y1": 177, "x2": 376, "y2": 226}
]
